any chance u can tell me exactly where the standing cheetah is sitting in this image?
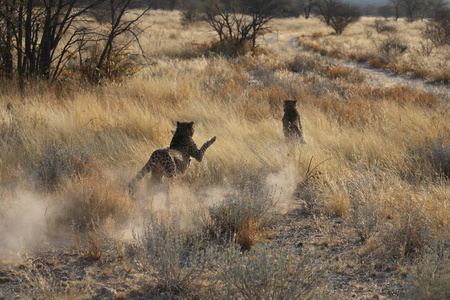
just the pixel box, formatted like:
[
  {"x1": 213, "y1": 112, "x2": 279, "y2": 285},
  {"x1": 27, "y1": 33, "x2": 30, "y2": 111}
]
[
  {"x1": 282, "y1": 100, "x2": 306, "y2": 144},
  {"x1": 128, "y1": 121, "x2": 216, "y2": 193}
]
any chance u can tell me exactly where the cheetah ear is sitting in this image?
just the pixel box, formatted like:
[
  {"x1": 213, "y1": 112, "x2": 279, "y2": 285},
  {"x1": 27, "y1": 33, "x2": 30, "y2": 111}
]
[
  {"x1": 189, "y1": 121, "x2": 194, "y2": 128},
  {"x1": 294, "y1": 100, "x2": 297, "y2": 105},
  {"x1": 177, "y1": 121, "x2": 181, "y2": 126}
]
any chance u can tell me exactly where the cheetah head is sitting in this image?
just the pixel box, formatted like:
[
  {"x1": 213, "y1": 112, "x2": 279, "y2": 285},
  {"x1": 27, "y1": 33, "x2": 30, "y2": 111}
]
[
  {"x1": 176, "y1": 121, "x2": 195, "y2": 137},
  {"x1": 284, "y1": 100, "x2": 297, "y2": 110}
]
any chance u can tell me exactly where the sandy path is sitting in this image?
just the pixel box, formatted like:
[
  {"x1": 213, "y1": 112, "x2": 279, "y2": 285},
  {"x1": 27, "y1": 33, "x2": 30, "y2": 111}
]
[{"x1": 275, "y1": 36, "x2": 450, "y2": 102}]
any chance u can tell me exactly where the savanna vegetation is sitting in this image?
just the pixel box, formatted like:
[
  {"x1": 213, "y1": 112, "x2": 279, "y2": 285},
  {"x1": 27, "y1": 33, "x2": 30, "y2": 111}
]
[{"x1": 0, "y1": 3, "x2": 449, "y2": 299}]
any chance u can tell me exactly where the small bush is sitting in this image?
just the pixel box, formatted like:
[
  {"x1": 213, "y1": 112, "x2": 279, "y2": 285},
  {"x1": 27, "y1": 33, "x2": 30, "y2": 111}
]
[
  {"x1": 19, "y1": 261, "x2": 87, "y2": 299},
  {"x1": 349, "y1": 173, "x2": 383, "y2": 242},
  {"x1": 75, "y1": 49, "x2": 138, "y2": 84},
  {"x1": 429, "y1": 136, "x2": 450, "y2": 178},
  {"x1": 372, "y1": 19, "x2": 397, "y2": 34},
  {"x1": 403, "y1": 241, "x2": 450, "y2": 299},
  {"x1": 28, "y1": 140, "x2": 92, "y2": 190},
  {"x1": 208, "y1": 172, "x2": 277, "y2": 250},
  {"x1": 311, "y1": 32, "x2": 324, "y2": 39},
  {"x1": 208, "y1": 38, "x2": 254, "y2": 57},
  {"x1": 422, "y1": 9, "x2": 450, "y2": 47},
  {"x1": 89, "y1": 6, "x2": 110, "y2": 24},
  {"x1": 388, "y1": 199, "x2": 433, "y2": 257},
  {"x1": 404, "y1": 136, "x2": 450, "y2": 182},
  {"x1": 217, "y1": 244, "x2": 327, "y2": 299},
  {"x1": 0, "y1": 120, "x2": 19, "y2": 148},
  {"x1": 181, "y1": 9, "x2": 201, "y2": 28},
  {"x1": 58, "y1": 174, "x2": 133, "y2": 231},
  {"x1": 324, "y1": 67, "x2": 353, "y2": 79},
  {"x1": 288, "y1": 53, "x2": 325, "y2": 74},
  {"x1": 74, "y1": 230, "x2": 103, "y2": 260},
  {"x1": 368, "y1": 57, "x2": 388, "y2": 69},
  {"x1": 377, "y1": 35, "x2": 408, "y2": 62},
  {"x1": 141, "y1": 215, "x2": 216, "y2": 298}
]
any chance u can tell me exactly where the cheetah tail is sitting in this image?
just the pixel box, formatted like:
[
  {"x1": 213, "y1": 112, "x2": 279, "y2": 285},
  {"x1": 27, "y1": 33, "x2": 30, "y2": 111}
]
[{"x1": 128, "y1": 164, "x2": 150, "y2": 194}]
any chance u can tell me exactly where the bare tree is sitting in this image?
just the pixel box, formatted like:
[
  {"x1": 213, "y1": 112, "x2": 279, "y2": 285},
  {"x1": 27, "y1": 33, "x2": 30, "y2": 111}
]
[
  {"x1": 0, "y1": 0, "x2": 155, "y2": 83},
  {"x1": 314, "y1": 0, "x2": 360, "y2": 35},
  {"x1": 401, "y1": 0, "x2": 424, "y2": 22},
  {"x1": 94, "y1": 0, "x2": 155, "y2": 72},
  {"x1": 299, "y1": 0, "x2": 316, "y2": 19},
  {"x1": 0, "y1": 0, "x2": 104, "y2": 80},
  {"x1": 426, "y1": 0, "x2": 449, "y2": 19},
  {"x1": 203, "y1": 0, "x2": 288, "y2": 55},
  {"x1": 313, "y1": 0, "x2": 339, "y2": 25},
  {"x1": 423, "y1": 7, "x2": 450, "y2": 47},
  {"x1": 389, "y1": 0, "x2": 402, "y2": 20}
]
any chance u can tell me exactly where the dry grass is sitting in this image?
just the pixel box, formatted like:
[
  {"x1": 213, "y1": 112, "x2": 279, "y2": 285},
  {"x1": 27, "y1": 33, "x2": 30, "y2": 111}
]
[
  {"x1": 291, "y1": 16, "x2": 450, "y2": 83},
  {"x1": 0, "y1": 9, "x2": 449, "y2": 299}
]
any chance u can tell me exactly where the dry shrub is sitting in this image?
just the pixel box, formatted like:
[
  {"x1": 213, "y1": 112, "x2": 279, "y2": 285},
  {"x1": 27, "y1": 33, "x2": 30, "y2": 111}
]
[
  {"x1": 18, "y1": 260, "x2": 93, "y2": 299},
  {"x1": 207, "y1": 170, "x2": 277, "y2": 250},
  {"x1": 316, "y1": 176, "x2": 351, "y2": 218},
  {"x1": 385, "y1": 62, "x2": 415, "y2": 76},
  {"x1": 0, "y1": 119, "x2": 19, "y2": 148},
  {"x1": 377, "y1": 35, "x2": 408, "y2": 62},
  {"x1": 422, "y1": 9, "x2": 450, "y2": 47},
  {"x1": 208, "y1": 38, "x2": 254, "y2": 57},
  {"x1": 412, "y1": 67, "x2": 428, "y2": 80},
  {"x1": 298, "y1": 39, "x2": 328, "y2": 56},
  {"x1": 57, "y1": 172, "x2": 133, "y2": 231},
  {"x1": 404, "y1": 136, "x2": 450, "y2": 182},
  {"x1": 72, "y1": 50, "x2": 139, "y2": 84},
  {"x1": 175, "y1": 42, "x2": 211, "y2": 59},
  {"x1": 314, "y1": 96, "x2": 380, "y2": 126},
  {"x1": 368, "y1": 57, "x2": 388, "y2": 69},
  {"x1": 217, "y1": 244, "x2": 327, "y2": 299},
  {"x1": 359, "y1": 180, "x2": 448, "y2": 263},
  {"x1": 349, "y1": 171, "x2": 384, "y2": 242},
  {"x1": 311, "y1": 31, "x2": 324, "y2": 39},
  {"x1": 372, "y1": 19, "x2": 397, "y2": 34},
  {"x1": 429, "y1": 72, "x2": 449, "y2": 84},
  {"x1": 297, "y1": 38, "x2": 344, "y2": 59},
  {"x1": 404, "y1": 240, "x2": 450, "y2": 300},
  {"x1": 288, "y1": 53, "x2": 325, "y2": 74},
  {"x1": 28, "y1": 141, "x2": 93, "y2": 191},
  {"x1": 373, "y1": 197, "x2": 434, "y2": 259},
  {"x1": 363, "y1": 86, "x2": 438, "y2": 107},
  {"x1": 74, "y1": 230, "x2": 103, "y2": 260},
  {"x1": 181, "y1": 9, "x2": 201, "y2": 28},
  {"x1": 235, "y1": 219, "x2": 265, "y2": 251},
  {"x1": 140, "y1": 214, "x2": 216, "y2": 298},
  {"x1": 324, "y1": 66, "x2": 353, "y2": 79}
]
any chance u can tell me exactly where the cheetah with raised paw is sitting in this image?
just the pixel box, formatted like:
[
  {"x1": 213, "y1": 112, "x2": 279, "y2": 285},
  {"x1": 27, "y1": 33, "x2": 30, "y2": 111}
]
[
  {"x1": 128, "y1": 121, "x2": 216, "y2": 194},
  {"x1": 282, "y1": 100, "x2": 306, "y2": 144}
]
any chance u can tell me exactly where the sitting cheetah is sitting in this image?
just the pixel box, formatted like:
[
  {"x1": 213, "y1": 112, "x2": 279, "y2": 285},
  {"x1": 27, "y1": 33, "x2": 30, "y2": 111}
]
[
  {"x1": 282, "y1": 100, "x2": 306, "y2": 144},
  {"x1": 128, "y1": 121, "x2": 216, "y2": 193}
]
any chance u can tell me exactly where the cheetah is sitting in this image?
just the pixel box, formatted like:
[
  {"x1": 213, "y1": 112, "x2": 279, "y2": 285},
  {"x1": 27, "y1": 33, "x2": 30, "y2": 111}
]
[
  {"x1": 282, "y1": 100, "x2": 306, "y2": 144},
  {"x1": 128, "y1": 121, "x2": 216, "y2": 193}
]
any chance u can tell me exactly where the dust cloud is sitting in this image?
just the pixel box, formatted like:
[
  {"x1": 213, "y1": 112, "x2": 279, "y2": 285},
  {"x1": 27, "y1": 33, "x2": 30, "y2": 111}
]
[
  {"x1": 265, "y1": 163, "x2": 303, "y2": 214},
  {"x1": 0, "y1": 191, "x2": 48, "y2": 258}
]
